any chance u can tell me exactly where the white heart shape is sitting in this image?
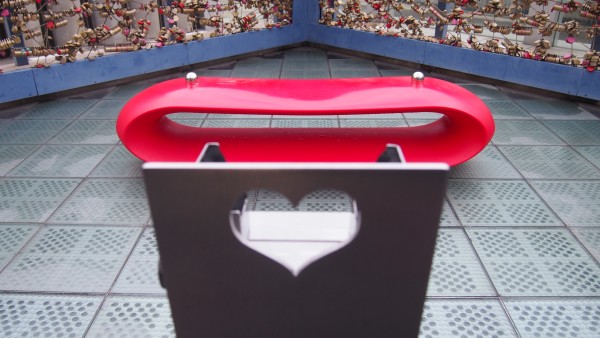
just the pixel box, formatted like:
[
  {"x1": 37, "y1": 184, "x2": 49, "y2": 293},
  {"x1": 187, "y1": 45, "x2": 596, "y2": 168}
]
[{"x1": 230, "y1": 192, "x2": 360, "y2": 277}]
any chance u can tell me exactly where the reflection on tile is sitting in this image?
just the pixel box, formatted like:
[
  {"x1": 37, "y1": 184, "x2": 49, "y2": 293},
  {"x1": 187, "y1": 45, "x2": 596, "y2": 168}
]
[
  {"x1": 90, "y1": 145, "x2": 143, "y2": 178},
  {"x1": 450, "y1": 145, "x2": 521, "y2": 179},
  {"x1": 492, "y1": 120, "x2": 566, "y2": 145},
  {"x1": 574, "y1": 146, "x2": 600, "y2": 169},
  {"x1": 572, "y1": 227, "x2": 600, "y2": 261},
  {"x1": 499, "y1": 145, "x2": 600, "y2": 179},
  {"x1": 0, "y1": 224, "x2": 40, "y2": 270},
  {"x1": 80, "y1": 99, "x2": 127, "y2": 119},
  {"x1": 50, "y1": 178, "x2": 149, "y2": 225},
  {"x1": 483, "y1": 99, "x2": 533, "y2": 120},
  {"x1": 543, "y1": 120, "x2": 600, "y2": 145},
  {"x1": 49, "y1": 120, "x2": 118, "y2": 144},
  {"x1": 531, "y1": 180, "x2": 600, "y2": 227},
  {"x1": 8, "y1": 145, "x2": 111, "y2": 177},
  {"x1": 447, "y1": 180, "x2": 561, "y2": 226},
  {"x1": 468, "y1": 228, "x2": 600, "y2": 296},
  {"x1": 0, "y1": 145, "x2": 38, "y2": 176}
]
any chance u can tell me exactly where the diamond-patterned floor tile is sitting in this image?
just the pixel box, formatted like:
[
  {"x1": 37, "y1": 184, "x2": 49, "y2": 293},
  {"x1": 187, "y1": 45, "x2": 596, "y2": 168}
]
[
  {"x1": 86, "y1": 295, "x2": 175, "y2": 337},
  {"x1": 8, "y1": 145, "x2": 111, "y2": 177},
  {"x1": 339, "y1": 119, "x2": 407, "y2": 127},
  {"x1": 202, "y1": 119, "x2": 271, "y2": 128},
  {"x1": 105, "y1": 83, "x2": 152, "y2": 99},
  {"x1": 460, "y1": 84, "x2": 509, "y2": 99},
  {"x1": 571, "y1": 227, "x2": 600, "y2": 262},
  {"x1": 467, "y1": 228, "x2": 600, "y2": 296},
  {"x1": 403, "y1": 112, "x2": 444, "y2": 120},
  {"x1": 450, "y1": 145, "x2": 521, "y2": 179},
  {"x1": 0, "y1": 120, "x2": 70, "y2": 144},
  {"x1": 492, "y1": 120, "x2": 566, "y2": 145},
  {"x1": 249, "y1": 188, "x2": 354, "y2": 212},
  {"x1": 516, "y1": 99, "x2": 598, "y2": 120},
  {"x1": 499, "y1": 145, "x2": 600, "y2": 179},
  {"x1": 282, "y1": 59, "x2": 330, "y2": 70},
  {"x1": 48, "y1": 120, "x2": 118, "y2": 144},
  {"x1": 446, "y1": 180, "x2": 561, "y2": 226},
  {"x1": 0, "y1": 225, "x2": 140, "y2": 292},
  {"x1": 280, "y1": 69, "x2": 331, "y2": 79},
  {"x1": 531, "y1": 180, "x2": 600, "y2": 227},
  {"x1": 0, "y1": 178, "x2": 80, "y2": 222},
  {"x1": 271, "y1": 119, "x2": 338, "y2": 128},
  {"x1": 17, "y1": 99, "x2": 97, "y2": 120},
  {"x1": 574, "y1": 146, "x2": 600, "y2": 169},
  {"x1": 505, "y1": 299, "x2": 600, "y2": 338},
  {"x1": 378, "y1": 69, "x2": 415, "y2": 77},
  {"x1": 284, "y1": 49, "x2": 328, "y2": 60},
  {"x1": 80, "y1": 99, "x2": 127, "y2": 119},
  {"x1": 113, "y1": 228, "x2": 165, "y2": 294},
  {"x1": 406, "y1": 119, "x2": 440, "y2": 127},
  {"x1": 542, "y1": 120, "x2": 600, "y2": 145},
  {"x1": 50, "y1": 178, "x2": 149, "y2": 225},
  {"x1": 90, "y1": 145, "x2": 143, "y2": 178},
  {"x1": 0, "y1": 145, "x2": 38, "y2": 176},
  {"x1": 231, "y1": 59, "x2": 282, "y2": 78},
  {"x1": 482, "y1": 99, "x2": 533, "y2": 120},
  {"x1": 439, "y1": 200, "x2": 460, "y2": 227},
  {"x1": 0, "y1": 224, "x2": 39, "y2": 270},
  {"x1": 0, "y1": 293, "x2": 102, "y2": 337},
  {"x1": 339, "y1": 113, "x2": 405, "y2": 119},
  {"x1": 427, "y1": 229, "x2": 495, "y2": 296},
  {"x1": 419, "y1": 299, "x2": 517, "y2": 337}
]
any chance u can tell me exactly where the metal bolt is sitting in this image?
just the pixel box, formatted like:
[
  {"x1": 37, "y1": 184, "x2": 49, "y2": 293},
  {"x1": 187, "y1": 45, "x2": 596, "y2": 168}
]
[
  {"x1": 412, "y1": 71, "x2": 425, "y2": 81},
  {"x1": 186, "y1": 72, "x2": 198, "y2": 84}
]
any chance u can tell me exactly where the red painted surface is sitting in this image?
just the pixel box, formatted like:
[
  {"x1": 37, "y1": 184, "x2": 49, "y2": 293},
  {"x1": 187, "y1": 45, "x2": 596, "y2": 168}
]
[{"x1": 116, "y1": 76, "x2": 494, "y2": 165}]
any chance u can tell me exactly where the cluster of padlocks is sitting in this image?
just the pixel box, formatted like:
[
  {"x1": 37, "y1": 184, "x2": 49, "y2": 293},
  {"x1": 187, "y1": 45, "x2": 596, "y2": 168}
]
[
  {"x1": 319, "y1": 0, "x2": 599, "y2": 70},
  {"x1": 0, "y1": 0, "x2": 292, "y2": 66}
]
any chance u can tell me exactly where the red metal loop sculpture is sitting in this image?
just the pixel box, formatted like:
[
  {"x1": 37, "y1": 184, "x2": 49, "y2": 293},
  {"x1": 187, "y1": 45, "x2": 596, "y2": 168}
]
[{"x1": 116, "y1": 75, "x2": 494, "y2": 165}]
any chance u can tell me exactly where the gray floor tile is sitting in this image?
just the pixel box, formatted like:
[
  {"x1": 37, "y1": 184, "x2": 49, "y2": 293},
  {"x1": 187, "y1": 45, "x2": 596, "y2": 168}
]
[
  {"x1": 406, "y1": 119, "x2": 440, "y2": 127},
  {"x1": 202, "y1": 119, "x2": 271, "y2": 128},
  {"x1": 450, "y1": 145, "x2": 522, "y2": 179},
  {"x1": 80, "y1": 99, "x2": 127, "y2": 119},
  {"x1": 0, "y1": 120, "x2": 70, "y2": 144},
  {"x1": 505, "y1": 299, "x2": 600, "y2": 338},
  {"x1": 572, "y1": 227, "x2": 600, "y2": 262},
  {"x1": 105, "y1": 83, "x2": 152, "y2": 99},
  {"x1": 284, "y1": 49, "x2": 328, "y2": 60},
  {"x1": 330, "y1": 69, "x2": 381, "y2": 78},
  {"x1": 499, "y1": 145, "x2": 600, "y2": 179},
  {"x1": 531, "y1": 180, "x2": 600, "y2": 227},
  {"x1": 17, "y1": 99, "x2": 97, "y2": 120},
  {"x1": 467, "y1": 228, "x2": 600, "y2": 296},
  {"x1": 48, "y1": 120, "x2": 119, "y2": 144},
  {"x1": 574, "y1": 146, "x2": 600, "y2": 169},
  {"x1": 8, "y1": 145, "x2": 112, "y2": 177},
  {"x1": 250, "y1": 188, "x2": 353, "y2": 212},
  {"x1": 492, "y1": 120, "x2": 566, "y2": 145},
  {"x1": 447, "y1": 180, "x2": 561, "y2": 226},
  {"x1": 403, "y1": 112, "x2": 443, "y2": 120},
  {"x1": 516, "y1": 99, "x2": 598, "y2": 120},
  {"x1": 205, "y1": 113, "x2": 270, "y2": 119},
  {"x1": 113, "y1": 228, "x2": 165, "y2": 294},
  {"x1": 439, "y1": 200, "x2": 460, "y2": 227},
  {"x1": 0, "y1": 145, "x2": 38, "y2": 176},
  {"x1": 0, "y1": 178, "x2": 80, "y2": 222},
  {"x1": 90, "y1": 145, "x2": 143, "y2": 178},
  {"x1": 280, "y1": 69, "x2": 331, "y2": 79},
  {"x1": 460, "y1": 84, "x2": 509, "y2": 99},
  {"x1": 339, "y1": 119, "x2": 407, "y2": 127},
  {"x1": 543, "y1": 120, "x2": 600, "y2": 145},
  {"x1": 167, "y1": 113, "x2": 207, "y2": 120},
  {"x1": 0, "y1": 225, "x2": 140, "y2": 292},
  {"x1": 427, "y1": 229, "x2": 495, "y2": 296},
  {"x1": 419, "y1": 299, "x2": 517, "y2": 337},
  {"x1": 231, "y1": 59, "x2": 282, "y2": 78},
  {"x1": 483, "y1": 99, "x2": 534, "y2": 119},
  {"x1": 0, "y1": 293, "x2": 102, "y2": 337},
  {"x1": 0, "y1": 224, "x2": 39, "y2": 270},
  {"x1": 86, "y1": 295, "x2": 175, "y2": 337},
  {"x1": 271, "y1": 119, "x2": 339, "y2": 128},
  {"x1": 379, "y1": 69, "x2": 415, "y2": 77},
  {"x1": 50, "y1": 178, "x2": 149, "y2": 225},
  {"x1": 282, "y1": 59, "x2": 330, "y2": 70},
  {"x1": 339, "y1": 113, "x2": 405, "y2": 119},
  {"x1": 190, "y1": 69, "x2": 233, "y2": 77}
]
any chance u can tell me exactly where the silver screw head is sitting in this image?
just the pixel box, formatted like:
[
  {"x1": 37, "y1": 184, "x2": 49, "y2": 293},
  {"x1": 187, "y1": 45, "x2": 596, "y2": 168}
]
[
  {"x1": 412, "y1": 71, "x2": 425, "y2": 81},
  {"x1": 185, "y1": 72, "x2": 198, "y2": 83}
]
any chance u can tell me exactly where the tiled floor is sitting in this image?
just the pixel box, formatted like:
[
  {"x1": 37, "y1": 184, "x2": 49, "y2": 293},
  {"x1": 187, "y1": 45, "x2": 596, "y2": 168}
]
[{"x1": 1, "y1": 46, "x2": 599, "y2": 337}]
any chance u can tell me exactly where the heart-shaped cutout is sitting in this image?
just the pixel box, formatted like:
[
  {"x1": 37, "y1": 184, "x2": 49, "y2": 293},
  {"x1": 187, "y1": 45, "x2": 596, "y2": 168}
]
[{"x1": 230, "y1": 189, "x2": 360, "y2": 277}]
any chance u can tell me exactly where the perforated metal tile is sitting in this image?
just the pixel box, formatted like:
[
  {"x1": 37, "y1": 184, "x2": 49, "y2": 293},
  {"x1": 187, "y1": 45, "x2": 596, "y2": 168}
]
[
  {"x1": 113, "y1": 228, "x2": 165, "y2": 294},
  {"x1": 7, "y1": 145, "x2": 111, "y2": 177},
  {"x1": 282, "y1": 59, "x2": 329, "y2": 70},
  {"x1": 80, "y1": 99, "x2": 127, "y2": 119},
  {"x1": 191, "y1": 69, "x2": 232, "y2": 77},
  {"x1": 419, "y1": 299, "x2": 517, "y2": 337},
  {"x1": 492, "y1": 120, "x2": 566, "y2": 145},
  {"x1": 499, "y1": 145, "x2": 600, "y2": 179},
  {"x1": 505, "y1": 299, "x2": 600, "y2": 338},
  {"x1": 329, "y1": 59, "x2": 378, "y2": 69},
  {"x1": 50, "y1": 178, "x2": 150, "y2": 225},
  {"x1": 167, "y1": 112, "x2": 207, "y2": 120},
  {"x1": 105, "y1": 83, "x2": 152, "y2": 99},
  {"x1": 271, "y1": 119, "x2": 339, "y2": 128},
  {"x1": 339, "y1": 113, "x2": 404, "y2": 119},
  {"x1": 339, "y1": 119, "x2": 407, "y2": 128},
  {"x1": 0, "y1": 293, "x2": 102, "y2": 337},
  {"x1": 0, "y1": 120, "x2": 70, "y2": 144},
  {"x1": 231, "y1": 59, "x2": 282, "y2": 78},
  {"x1": 378, "y1": 69, "x2": 414, "y2": 77},
  {"x1": 0, "y1": 225, "x2": 140, "y2": 292},
  {"x1": 427, "y1": 229, "x2": 495, "y2": 296},
  {"x1": 572, "y1": 227, "x2": 600, "y2": 261},
  {"x1": 439, "y1": 200, "x2": 460, "y2": 227},
  {"x1": 446, "y1": 180, "x2": 561, "y2": 226},
  {"x1": 516, "y1": 99, "x2": 597, "y2": 120},
  {"x1": 330, "y1": 69, "x2": 381, "y2": 78},
  {"x1": 168, "y1": 119, "x2": 204, "y2": 127},
  {"x1": 543, "y1": 120, "x2": 600, "y2": 145},
  {"x1": 86, "y1": 295, "x2": 175, "y2": 337},
  {"x1": 406, "y1": 119, "x2": 439, "y2": 127},
  {"x1": 205, "y1": 113, "x2": 270, "y2": 119},
  {"x1": 201, "y1": 119, "x2": 271, "y2": 128},
  {"x1": 460, "y1": 84, "x2": 508, "y2": 99},
  {"x1": 450, "y1": 145, "x2": 521, "y2": 179},
  {"x1": 250, "y1": 188, "x2": 353, "y2": 212},
  {"x1": 280, "y1": 69, "x2": 331, "y2": 79},
  {"x1": 531, "y1": 180, "x2": 600, "y2": 227},
  {"x1": 467, "y1": 228, "x2": 600, "y2": 296},
  {"x1": 0, "y1": 178, "x2": 80, "y2": 222},
  {"x1": 574, "y1": 146, "x2": 600, "y2": 169},
  {"x1": 482, "y1": 99, "x2": 533, "y2": 119},
  {"x1": 0, "y1": 145, "x2": 38, "y2": 176},
  {"x1": 0, "y1": 224, "x2": 39, "y2": 270},
  {"x1": 403, "y1": 112, "x2": 443, "y2": 120},
  {"x1": 284, "y1": 49, "x2": 328, "y2": 59},
  {"x1": 90, "y1": 145, "x2": 143, "y2": 178},
  {"x1": 48, "y1": 120, "x2": 119, "y2": 144},
  {"x1": 273, "y1": 114, "x2": 337, "y2": 119},
  {"x1": 17, "y1": 99, "x2": 97, "y2": 120}
]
